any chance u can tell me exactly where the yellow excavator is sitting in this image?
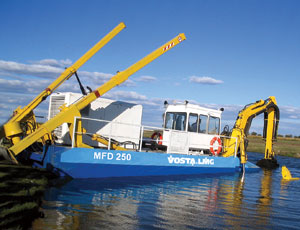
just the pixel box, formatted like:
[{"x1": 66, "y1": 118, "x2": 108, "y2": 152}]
[
  {"x1": 0, "y1": 22, "x2": 186, "y2": 163},
  {"x1": 222, "y1": 96, "x2": 280, "y2": 169}
]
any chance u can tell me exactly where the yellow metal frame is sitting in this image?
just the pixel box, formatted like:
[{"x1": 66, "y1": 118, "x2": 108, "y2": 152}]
[{"x1": 91, "y1": 134, "x2": 127, "y2": 151}]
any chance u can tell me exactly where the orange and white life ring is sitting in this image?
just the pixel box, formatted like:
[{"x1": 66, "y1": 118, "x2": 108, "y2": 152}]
[
  {"x1": 151, "y1": 132, "x2": 163, "y2": 145},
  {"x1": 210, "y1": 137, "x2": 222, "y2": 156}
]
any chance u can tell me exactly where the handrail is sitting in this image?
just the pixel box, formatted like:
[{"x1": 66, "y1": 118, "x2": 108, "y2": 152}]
[{"x1": 71, "y1": 116, "x2": 238, "y2": 157}]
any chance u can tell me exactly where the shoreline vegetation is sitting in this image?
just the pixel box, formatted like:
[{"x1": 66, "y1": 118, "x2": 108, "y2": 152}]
[
  {"x1": 246, "y1": 135, "x2": 300, "y2": 158},
  {"x1": 0, "y1": 161, "x2": 56, "y2": 229}
]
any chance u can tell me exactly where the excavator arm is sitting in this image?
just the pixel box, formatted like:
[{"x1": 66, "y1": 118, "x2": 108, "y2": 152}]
[
  {"x1": 1, "y1": 22, "x2": 126, "y2": 146},
  {"x1": 5, "y1": 33, "x2": 186, "y2": 162},
  {"x1": 222, "y1": 96, "x2": 280, "y2": 169}
]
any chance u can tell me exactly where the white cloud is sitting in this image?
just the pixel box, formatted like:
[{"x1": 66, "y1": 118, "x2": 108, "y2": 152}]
[
  {"x1": 105, "y1": 90, "x2": 147, "y2": 101},
  {"x1": 30, "y1": 59, "x2": 72, "y2": 68},
  {"x1": 135, "y1": 75, "x2": 157, "y2": 82},
  {"x1": 189, "y1": 76, "x2": 224, "y2": 85},
  {"x1": 0, "y1": 78, "x2": 52, "y2": 94},
  {"x1": 288, "y1": 115, "x2": 298, "y2": 119},
  {"x1": 281, "y1": 106, "x2": 300, "y2": 120},
  {"x1": 79, "y1": 70, "x2": 113, "y2": 81},
  {"x1": 0, "y1": 60, "x2": 63, "y2": 78}
]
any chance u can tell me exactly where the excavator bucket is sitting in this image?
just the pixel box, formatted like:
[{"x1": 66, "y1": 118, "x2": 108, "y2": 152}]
[
  {"x1": 256, "y1": 157, "x2": 279, "y2": 169},
  {"x1": 282, "y1": 166, "x2": 299, "y2": 181}
]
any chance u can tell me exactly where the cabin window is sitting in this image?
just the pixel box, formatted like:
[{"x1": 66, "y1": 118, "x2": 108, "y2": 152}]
[
  {"x1": 165, "y1": 113, "x2": 175, "y2": 129},
  {"x1": 199, "y1": 115, "x2": 208, "y2": 133},
  {"x1": 164, "y1": 112, "x2": 187, "y2": 131},
  {"x1": 188, "y1": 113, "x2": 198, "y2": 132},
  {"x1": 208, "y1": 116, "x2": 220, "y2": 135}
]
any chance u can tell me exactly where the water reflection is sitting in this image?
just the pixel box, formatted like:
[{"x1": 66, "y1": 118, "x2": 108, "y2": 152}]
[
  {"x1": 220, "y1": 175, "x2": 245, "y2": 229},
  {"x1": 31, "y1": 175, "x2": 244, "y2": 229},
  {"x1": 256, "y1": 169, "x2": 273, "y2": 228},
  {"x1": 32, "y1": 155, "x2": 300, "y2": 230}
]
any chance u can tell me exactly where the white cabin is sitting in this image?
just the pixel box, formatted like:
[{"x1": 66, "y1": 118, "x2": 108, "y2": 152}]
[{"x1": 162, "y1": 102, "x2": 223, "y2": 154}]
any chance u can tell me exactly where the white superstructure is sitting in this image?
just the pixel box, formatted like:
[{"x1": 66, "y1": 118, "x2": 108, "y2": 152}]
[{"x1": 48, "y1": 92, "x2": 143, "y2": 148}]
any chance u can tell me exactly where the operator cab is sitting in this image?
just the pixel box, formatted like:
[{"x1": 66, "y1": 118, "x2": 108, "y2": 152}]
[{"x1": 162, "y1": 101, "x2": 223, "y2": 155}]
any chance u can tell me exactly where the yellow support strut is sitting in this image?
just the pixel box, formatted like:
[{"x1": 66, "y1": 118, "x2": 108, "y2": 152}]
[{"x1": 91, "y1": 134, "x2": 127, "y2": 151}]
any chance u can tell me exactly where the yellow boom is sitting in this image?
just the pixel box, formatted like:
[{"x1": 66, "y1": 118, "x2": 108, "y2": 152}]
[
  {"x1": 7, "y1": 33, "x2": 186, "y2": 161},
  {"x1": 2, "y1": 22, "x2": 126, "y2": 146}
]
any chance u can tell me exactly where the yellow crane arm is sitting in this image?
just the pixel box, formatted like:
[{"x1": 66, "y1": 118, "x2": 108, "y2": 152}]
[
  {"x1": 8, "y1": 33, "x2": 186, "y2": 158},
  {"x1": 3, "y1": 22, "x2": 126, "y2": 143}
]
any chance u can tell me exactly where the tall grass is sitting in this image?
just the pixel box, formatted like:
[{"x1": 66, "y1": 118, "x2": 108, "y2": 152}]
[{"x1": 247, "y1": 136, "x2": 300, "y2": 158}]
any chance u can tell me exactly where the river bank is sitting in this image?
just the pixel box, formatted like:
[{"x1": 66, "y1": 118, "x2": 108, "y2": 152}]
[
  {"x1": 247, "y1": 136, "x2": 300, "y2": 158},
  {"x1": 0, "y1": 161, "x2": 56, "y2": 229}
]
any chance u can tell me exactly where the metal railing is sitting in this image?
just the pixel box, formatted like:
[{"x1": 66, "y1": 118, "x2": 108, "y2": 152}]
[{"x1": 71, "y1": 116, "x2": 238, "y2": 157}]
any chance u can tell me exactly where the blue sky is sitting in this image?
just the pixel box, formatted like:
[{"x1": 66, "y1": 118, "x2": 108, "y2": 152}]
[{"x1": 1, "y1": 0, "x2": 300, "y2": 135}]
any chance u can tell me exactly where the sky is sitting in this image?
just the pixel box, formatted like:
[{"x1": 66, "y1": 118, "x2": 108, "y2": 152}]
[{"x1": 0, "y1": 0, "x2": 300, "y2": 136}]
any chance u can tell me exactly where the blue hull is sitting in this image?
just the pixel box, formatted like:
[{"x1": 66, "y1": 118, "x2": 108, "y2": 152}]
[{"x1": 30, "y1": 146, "x2": 260, "y2": 178}]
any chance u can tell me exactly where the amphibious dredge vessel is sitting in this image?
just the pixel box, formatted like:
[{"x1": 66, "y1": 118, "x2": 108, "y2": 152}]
[{"x1": 0, "y1": 22, "x2": 279, "y2": 178}]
